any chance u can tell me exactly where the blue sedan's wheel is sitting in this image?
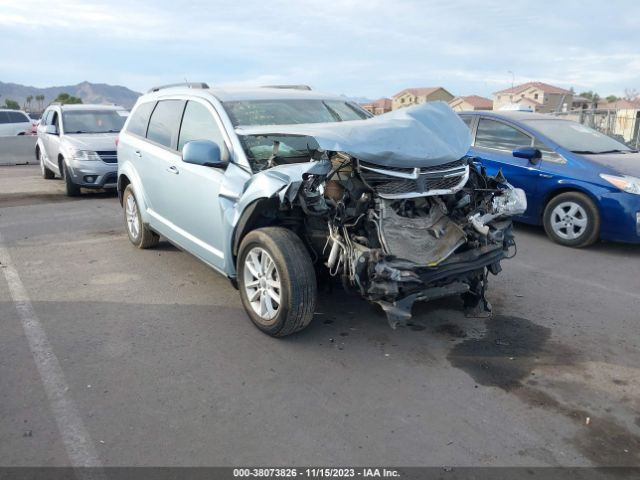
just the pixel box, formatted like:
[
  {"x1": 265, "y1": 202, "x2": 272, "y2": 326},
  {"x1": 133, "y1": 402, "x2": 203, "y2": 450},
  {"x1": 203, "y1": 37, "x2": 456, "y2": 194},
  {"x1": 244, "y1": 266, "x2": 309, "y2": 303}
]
[{"x1": 543, "y1": 192, "x2": 600, "y2": 248}]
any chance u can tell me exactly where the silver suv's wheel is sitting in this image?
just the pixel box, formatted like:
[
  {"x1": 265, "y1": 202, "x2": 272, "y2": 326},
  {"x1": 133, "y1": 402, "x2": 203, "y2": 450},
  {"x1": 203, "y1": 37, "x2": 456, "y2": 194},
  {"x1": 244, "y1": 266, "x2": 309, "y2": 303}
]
[
  {"x1": 122, "y1": 185, "x2": 159, "y2": 249},
  {"x1": 243, "y1": 247, "x2": 282, "y2": 323},
  {"x1": 543, "y1": 192, "x2": 600, "y2": 247},
  {"x1": 238, "y1": 227, "x2": 316, "y2": 336}
]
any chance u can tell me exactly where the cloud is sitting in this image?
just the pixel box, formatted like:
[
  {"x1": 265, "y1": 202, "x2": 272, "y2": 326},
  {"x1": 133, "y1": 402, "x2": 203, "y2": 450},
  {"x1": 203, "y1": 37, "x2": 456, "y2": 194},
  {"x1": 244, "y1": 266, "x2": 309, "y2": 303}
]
[{"x1": 1, "y1": 0, "x2": 639, "y2": 97}]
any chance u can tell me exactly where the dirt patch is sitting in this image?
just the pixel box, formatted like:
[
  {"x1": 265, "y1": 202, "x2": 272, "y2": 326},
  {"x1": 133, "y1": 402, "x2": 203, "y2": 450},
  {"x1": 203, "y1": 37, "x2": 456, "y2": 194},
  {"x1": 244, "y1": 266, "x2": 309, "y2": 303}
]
[
  {"x1": 448, "y1": 315, "x2": 551, "y2": 390},
  {"x1": 447, "y1": 315, "x2": 640, "y2": 467},
  {"x1": 434, "y1": 323, "x2": 467, "y2": 338}
]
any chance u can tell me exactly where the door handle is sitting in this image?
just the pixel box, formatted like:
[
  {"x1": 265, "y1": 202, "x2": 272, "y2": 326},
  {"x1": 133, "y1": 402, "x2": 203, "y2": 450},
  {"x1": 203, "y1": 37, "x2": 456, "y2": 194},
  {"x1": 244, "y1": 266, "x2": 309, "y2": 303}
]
[
  {"x1": 134, "y1": 151, "x2": 142, "y2": 157},
  {"x1": 166, "y1": 165, "x2": 179, "y2": 175},
  {"x1": 538, "y1": 173, "x2": 553, "y2": 178}
]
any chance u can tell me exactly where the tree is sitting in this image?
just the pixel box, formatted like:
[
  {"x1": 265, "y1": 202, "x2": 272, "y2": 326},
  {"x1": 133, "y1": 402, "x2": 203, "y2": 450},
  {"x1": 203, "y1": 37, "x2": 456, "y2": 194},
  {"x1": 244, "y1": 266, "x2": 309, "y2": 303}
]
[
  {"x1": 26, "y1": 95, "x2": 33, "y2": 111},
  {"x1": 605, "y1": 95, "x2": 619, "y2": 103},
  {"x1": 36, "y1": 95, "x2": 45, "y2": 111},
  {"x1": 623, "y1": 88, "x2": 639, "y2": 101},
  {"x1": 54, "y1": 92, "x2": 83, "y2": 104},
  {"x1": 4, "y1": 99, "x2": 20, "y2": 110}
]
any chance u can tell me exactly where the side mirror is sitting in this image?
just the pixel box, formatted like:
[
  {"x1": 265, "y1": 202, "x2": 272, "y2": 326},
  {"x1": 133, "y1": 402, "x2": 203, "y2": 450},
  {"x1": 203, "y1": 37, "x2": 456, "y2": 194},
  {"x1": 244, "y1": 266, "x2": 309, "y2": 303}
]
[
  {"x1": 512, "y1": 146, "x2": 542, "y2": 164},
  {"x1": 45, "y1": 125, "x2": 58, "y2": 135},
  {"x1": 182, "y1": 140, "x2": 228, "y2": 168}
]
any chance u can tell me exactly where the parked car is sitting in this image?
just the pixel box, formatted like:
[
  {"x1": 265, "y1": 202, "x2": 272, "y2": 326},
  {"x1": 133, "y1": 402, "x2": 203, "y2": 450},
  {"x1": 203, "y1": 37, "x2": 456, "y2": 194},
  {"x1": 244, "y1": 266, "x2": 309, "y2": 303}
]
[
  {"x1": 36, "y1": 104, "x2": 128, "y2": 196},
  {"x1": 0, "y1": 109, "x2": 32, "y2": 136},
  {"x1": 118, "y1": 86, "x2": 526, "y2": 336},
  {"x1": 459, "y1": 111, "x2": 640, "y2": 247}
]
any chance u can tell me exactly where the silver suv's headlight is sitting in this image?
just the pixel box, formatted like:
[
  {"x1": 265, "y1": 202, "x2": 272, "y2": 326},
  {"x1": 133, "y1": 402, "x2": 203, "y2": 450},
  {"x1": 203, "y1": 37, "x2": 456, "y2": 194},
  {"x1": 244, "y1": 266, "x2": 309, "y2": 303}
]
[
  {"x1": 72, "y1": 150, "x2": 101, "y2": 162},
  {"x1": 600, "y1": 174, "x2": 640, "y2": 195}
]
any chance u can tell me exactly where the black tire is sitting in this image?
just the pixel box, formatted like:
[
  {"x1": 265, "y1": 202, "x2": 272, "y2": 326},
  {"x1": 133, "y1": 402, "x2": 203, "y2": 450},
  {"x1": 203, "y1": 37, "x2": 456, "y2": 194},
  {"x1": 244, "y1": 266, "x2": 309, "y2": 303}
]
[
  {"x1": 543, "y1": 191, "x2": 600, "y2": 247},
  {"x1": 62, "y1": 161, "x2": 81, "y2": 196},
  {"x1": 123, "y1": 185, "x2": 159, "y2": 249},
  {"x1": 38, "y1": 148, "x2": 55, "y2": 179},
  {"x1": 237, "y1": 227, "x2": 317, "y2": 337}
]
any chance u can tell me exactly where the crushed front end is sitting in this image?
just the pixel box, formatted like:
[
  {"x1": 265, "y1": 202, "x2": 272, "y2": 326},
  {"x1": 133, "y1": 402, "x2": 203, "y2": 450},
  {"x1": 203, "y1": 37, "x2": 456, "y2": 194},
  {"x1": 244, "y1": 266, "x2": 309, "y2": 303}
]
[{"x1": 291, "y1": 154, "x2": 526, "y2": 328}]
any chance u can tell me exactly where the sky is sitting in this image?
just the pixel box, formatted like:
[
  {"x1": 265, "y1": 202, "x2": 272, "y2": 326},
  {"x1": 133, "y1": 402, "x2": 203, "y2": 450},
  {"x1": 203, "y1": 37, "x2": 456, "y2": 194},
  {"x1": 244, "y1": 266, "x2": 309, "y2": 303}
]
[{"x1": 1, "y1": 0, "x2": 639, "y2": 100}]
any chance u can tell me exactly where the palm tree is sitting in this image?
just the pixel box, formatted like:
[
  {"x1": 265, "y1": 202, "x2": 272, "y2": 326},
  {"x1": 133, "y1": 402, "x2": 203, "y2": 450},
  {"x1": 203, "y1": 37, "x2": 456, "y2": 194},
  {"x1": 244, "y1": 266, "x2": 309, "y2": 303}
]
[{"x1": 26, "y1": 95, "x2": 33, "y2": 112}]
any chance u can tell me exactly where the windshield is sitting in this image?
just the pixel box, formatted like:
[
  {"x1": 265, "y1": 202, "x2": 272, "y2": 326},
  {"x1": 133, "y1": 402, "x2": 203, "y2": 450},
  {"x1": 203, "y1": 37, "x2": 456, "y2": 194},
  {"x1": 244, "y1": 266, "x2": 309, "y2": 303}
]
[
  {"x1": 522, "y1": 119, "x2": 633, "y2": 154},
  {"x1": 223, "y1": 99, "x2": 370, "y2": 127},
  {"x1": 62, "y1": 110, "x2": 127, "y2": 134}
]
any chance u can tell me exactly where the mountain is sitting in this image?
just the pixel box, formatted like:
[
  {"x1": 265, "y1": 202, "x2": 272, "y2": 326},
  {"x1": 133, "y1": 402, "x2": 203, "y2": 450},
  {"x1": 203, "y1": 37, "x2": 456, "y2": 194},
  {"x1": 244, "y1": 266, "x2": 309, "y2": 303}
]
[{"x1": 0, "y1": 81, "x2": 141, "y2": 111}]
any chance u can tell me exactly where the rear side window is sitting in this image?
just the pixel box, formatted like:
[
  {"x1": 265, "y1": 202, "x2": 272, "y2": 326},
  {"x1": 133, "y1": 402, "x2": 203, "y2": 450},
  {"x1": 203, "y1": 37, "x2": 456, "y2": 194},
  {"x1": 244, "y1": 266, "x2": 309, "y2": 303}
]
[
  {"x1": 146, "y1": 100, "x2": 185, "y2": 149},
  {"x1": 8, "y1": 112, "x2": 29, "y2": 123},
  {"x1": 0, "y1": 112, "x2": 10, "y2": 124},
  {"x1": 475, "y1": 118, "x2": 532, "y2": 151},
  {"x1": 126, "y1": 101, "x2": 155, "y2": 137},
  {"x1": 178, "y1": 101, "x2": 227, "y2": 153}
]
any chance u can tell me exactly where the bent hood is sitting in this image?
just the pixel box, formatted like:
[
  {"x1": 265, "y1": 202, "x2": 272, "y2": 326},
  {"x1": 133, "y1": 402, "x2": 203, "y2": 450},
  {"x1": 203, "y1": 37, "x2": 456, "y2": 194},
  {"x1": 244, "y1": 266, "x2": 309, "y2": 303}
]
[{"x1": 236, "y1": 101, "x2": 471, "y2": 168}]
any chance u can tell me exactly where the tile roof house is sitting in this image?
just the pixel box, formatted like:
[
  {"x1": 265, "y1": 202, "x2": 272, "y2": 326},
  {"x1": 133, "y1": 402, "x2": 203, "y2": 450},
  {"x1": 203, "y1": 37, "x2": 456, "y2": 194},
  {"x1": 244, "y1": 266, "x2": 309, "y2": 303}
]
[
  {"x1": 493, "y1": 81, "x2": 573, "y2": 113},
  {"x1": 391, "y1": 87, "x2": 454, "y2": 110},
  {"x1": 361, "y1": 97, "x2": 393, "y2": 115},
  {"x1": 448, "y1": 95, "x2": 493, "y2": 111}
]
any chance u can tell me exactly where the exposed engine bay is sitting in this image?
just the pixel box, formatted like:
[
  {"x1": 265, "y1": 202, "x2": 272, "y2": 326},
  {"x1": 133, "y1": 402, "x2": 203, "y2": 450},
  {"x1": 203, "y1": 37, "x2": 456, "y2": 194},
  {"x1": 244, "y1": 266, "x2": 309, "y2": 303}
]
[
  {"x1": 233, "y1": 103, "x2": 526, "y2": 327},
  {"x1": 238, "y1": 140, "x2": 526, "y2": 327}
]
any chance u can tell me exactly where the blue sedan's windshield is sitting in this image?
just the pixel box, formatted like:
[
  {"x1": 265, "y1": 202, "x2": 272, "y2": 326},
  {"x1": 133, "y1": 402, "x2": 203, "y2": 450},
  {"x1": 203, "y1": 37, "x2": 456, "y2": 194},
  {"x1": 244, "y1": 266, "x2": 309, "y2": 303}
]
[
  {"x1": 223, "y1": 99, "x2": 370, "y2": 127},
  {"x1": 523, "y1": 119, "x2": 633, "y2": 154}
]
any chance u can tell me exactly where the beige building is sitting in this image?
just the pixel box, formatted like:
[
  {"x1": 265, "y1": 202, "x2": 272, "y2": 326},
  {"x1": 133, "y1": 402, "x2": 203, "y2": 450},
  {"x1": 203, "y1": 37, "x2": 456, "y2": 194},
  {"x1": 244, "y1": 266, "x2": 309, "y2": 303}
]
[
  {"x1": 448, "y1": 95, "x2": 493, "y2": 112},
  {"x1": 493, "y1": 82, "x2": 573, "y2": 113},
  {"x1": 391, "y1": 87, "x2": 454, "y2": 110},
  {"x1": 361, "y1": 97, "x2": 393, "y2": 115},
  {"x1": 594, "y1": 99, "x2": 640, "y2": 143}
]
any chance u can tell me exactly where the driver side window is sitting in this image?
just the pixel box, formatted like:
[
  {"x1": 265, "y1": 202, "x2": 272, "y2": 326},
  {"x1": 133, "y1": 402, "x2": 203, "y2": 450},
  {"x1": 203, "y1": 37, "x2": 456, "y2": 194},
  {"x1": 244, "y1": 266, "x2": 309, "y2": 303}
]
[
  {"x1": 475, "y1": 118, "x2": 532, "y2": 152},
  {"x1": 178, "y1": 101, "x2": 228, "y2": 161}
]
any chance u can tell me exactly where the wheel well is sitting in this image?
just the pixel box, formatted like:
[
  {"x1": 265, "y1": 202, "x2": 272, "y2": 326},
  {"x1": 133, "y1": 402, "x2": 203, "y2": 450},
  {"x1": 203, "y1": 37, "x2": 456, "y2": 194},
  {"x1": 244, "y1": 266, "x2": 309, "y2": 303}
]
[
  {"x1": 118, "y1": 174, "x2": 131, "y2": 206},
  {"x1": 35, "y1": 144, "x2": 40, "y2": 159},
  {"x1": 58, "y1": 154, "x2": 65, "y2": 173},
  {"x1": 232, "y1": 198, "x2": 282, "y2": 260},
  {"x1": 542, "y1": 187, "x2": 600, "y2": 220}
]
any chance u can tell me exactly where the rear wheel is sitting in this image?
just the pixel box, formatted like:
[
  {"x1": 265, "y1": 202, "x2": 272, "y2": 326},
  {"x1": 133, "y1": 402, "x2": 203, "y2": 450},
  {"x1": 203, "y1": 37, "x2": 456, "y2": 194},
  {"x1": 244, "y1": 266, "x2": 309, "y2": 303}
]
[
  {"x1": 38, "y1": 148, "x2": 55, "y2": 179},
  {"x1": 543, "y1": 192, "x2": 600, "y2": 247},
  {"x1": 238, "y1": 227, "x2": 317, "y2": 337},
  {"x1": 123, "y1": 185, "x2": 159, "y2": 249}
]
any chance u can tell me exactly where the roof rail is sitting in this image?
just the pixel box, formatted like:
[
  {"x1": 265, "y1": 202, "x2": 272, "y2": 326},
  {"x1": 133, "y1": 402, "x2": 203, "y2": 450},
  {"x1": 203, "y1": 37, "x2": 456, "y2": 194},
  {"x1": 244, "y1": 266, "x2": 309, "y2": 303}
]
[
  {"x1": 261, "y1": 84, "x2": 312, "y2": 91},
  {"x1": 147, "y1": 82, "x2": 210, "y2": 93}
]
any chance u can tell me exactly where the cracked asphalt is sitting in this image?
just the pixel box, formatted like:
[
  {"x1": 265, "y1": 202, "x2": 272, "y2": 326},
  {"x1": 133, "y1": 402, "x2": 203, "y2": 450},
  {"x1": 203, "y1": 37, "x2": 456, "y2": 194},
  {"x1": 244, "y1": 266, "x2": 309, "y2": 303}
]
[{"x1": 1, "y1": 164, "x2": 639, "y2": 467}]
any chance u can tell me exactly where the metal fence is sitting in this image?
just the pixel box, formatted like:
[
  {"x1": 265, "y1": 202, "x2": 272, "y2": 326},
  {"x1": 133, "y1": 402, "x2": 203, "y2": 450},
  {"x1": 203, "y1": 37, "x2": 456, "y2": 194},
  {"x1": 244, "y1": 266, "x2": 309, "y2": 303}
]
[{"x1": 549, "y1": 109, "x2": 640, "y2": 149}]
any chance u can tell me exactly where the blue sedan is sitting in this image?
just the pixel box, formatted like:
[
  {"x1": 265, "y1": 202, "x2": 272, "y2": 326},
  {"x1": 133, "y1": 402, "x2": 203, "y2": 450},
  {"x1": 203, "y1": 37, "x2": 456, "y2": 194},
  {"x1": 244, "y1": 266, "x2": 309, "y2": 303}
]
[{"x1": 459, "y1": 111, "x2": 640, "y2": 247}]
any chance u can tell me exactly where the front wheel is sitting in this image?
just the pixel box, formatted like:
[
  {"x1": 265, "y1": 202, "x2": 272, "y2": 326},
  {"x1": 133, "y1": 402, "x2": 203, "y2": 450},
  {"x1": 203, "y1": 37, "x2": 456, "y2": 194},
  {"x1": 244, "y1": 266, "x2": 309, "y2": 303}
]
[
  {"x1": 238, "y1": 227, "x2": 317, "y2": 337},
  {"x1": 62, "y1": 161, "x2": 81, "y2": 196},
  {"x1": 543, "y1": 192, "x2": 600, "y2": 247}
]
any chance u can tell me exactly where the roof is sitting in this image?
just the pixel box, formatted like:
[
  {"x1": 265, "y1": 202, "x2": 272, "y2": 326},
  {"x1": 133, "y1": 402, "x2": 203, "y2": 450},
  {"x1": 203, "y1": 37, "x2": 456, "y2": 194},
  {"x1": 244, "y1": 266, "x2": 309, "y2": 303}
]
[
  {"x1": 392, "y1": 87, "x2": 447, "y2": 98},
  {"x1": 143, "y1": 85, "x2": 345, "y2": 103},
  {"x1": 54, "y1": 104, "x2": 126, "y2": 111},
  {"x1": 450, "y1": 95, "x2": 492, "y2": 109},
  {"x1": 494, "y1": 81, "x2": 573, "y2": 96},
  {"x1": 597, "y1": 99, "x2": 640, "y2": 110},
  {"x1": 459, "y1": 110, "x2": 559, "y2": 121},
  {"x1": 371, "y1": 97, "x2": 392, "y2": 109}
]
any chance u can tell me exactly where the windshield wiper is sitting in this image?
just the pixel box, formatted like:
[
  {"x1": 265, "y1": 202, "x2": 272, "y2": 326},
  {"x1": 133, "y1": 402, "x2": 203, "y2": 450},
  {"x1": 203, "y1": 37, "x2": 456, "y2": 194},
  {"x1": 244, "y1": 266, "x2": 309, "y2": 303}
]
[{"x1": 570, "y1": 150, "x2": 597, "y2": 154}]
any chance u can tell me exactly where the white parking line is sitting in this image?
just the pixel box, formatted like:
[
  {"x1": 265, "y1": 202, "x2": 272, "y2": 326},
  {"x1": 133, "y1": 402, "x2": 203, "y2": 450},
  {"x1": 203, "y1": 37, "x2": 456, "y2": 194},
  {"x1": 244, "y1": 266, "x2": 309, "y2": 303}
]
[{"x1": 0, "y1": 232, "x2": 104, "y2": 470}]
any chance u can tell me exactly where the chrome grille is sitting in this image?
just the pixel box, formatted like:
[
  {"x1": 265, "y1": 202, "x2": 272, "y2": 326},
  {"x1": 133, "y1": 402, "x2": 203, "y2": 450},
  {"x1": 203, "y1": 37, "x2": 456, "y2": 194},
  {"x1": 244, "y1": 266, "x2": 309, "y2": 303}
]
[
  {"x1": 96, "y1": 150, "x2": 118, "y2": 164},
  {"x1": 358, "y1": 158, "x2": 469, "y2": 199}
]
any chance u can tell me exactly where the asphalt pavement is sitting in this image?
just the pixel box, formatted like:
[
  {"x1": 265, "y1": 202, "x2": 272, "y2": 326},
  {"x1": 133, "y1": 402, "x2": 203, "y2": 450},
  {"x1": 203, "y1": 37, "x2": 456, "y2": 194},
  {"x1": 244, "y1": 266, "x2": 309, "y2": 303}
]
[{"x1": 1, "y1": 165, "x2": 639, "y2": 468}]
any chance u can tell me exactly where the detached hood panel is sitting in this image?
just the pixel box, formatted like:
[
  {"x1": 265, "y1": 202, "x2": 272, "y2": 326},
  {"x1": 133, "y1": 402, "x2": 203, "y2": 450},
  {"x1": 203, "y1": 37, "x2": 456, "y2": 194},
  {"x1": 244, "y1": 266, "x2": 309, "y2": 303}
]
[{"x1": 236, "y1": 102, "x2": 471, "y2": 168}]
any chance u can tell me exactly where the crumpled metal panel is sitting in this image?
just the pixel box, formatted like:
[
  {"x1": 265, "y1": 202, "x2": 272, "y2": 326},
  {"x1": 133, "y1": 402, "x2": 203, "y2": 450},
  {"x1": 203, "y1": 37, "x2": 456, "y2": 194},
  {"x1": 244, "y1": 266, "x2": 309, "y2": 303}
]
[{"x1": 236, "y1": 102, "x2": 471, "y2": 168}]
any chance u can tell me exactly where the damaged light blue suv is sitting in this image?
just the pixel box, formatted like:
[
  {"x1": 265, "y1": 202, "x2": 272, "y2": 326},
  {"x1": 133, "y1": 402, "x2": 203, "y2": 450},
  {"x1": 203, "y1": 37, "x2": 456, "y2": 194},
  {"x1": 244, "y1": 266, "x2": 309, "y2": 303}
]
[{"x1": 117, "y1": 83, "x2": 526, "y2": 336}]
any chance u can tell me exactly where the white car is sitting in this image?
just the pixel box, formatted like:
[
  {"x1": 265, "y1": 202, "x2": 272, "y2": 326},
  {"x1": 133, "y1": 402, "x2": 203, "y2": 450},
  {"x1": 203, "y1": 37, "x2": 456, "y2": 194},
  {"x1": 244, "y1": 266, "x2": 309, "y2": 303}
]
[{"x1": 0, "y1": 109, "x2": 32, "y2": 136}]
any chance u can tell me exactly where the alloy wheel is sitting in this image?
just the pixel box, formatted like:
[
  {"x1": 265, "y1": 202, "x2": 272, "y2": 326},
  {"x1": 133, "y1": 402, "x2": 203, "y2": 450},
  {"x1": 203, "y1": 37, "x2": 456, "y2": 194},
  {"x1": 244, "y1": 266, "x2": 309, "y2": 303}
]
[
  {"x1": 550, "y1": 201, "x2": 588, "y2": 240},
  {"x1": 242, "y1": 247, "x2": 281, "y2": 324}
]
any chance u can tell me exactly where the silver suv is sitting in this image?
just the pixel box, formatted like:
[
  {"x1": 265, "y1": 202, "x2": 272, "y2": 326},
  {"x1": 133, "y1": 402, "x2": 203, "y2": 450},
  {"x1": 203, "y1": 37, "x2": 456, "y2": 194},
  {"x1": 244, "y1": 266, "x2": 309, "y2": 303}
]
[
  {"x1": 118, "y1": 83, "x2": 526, "y2": 336},
  {"x1": 36, "y1": 104, "x2": 128, "y2": 196}
]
